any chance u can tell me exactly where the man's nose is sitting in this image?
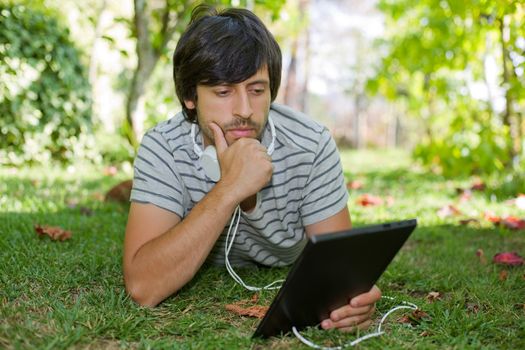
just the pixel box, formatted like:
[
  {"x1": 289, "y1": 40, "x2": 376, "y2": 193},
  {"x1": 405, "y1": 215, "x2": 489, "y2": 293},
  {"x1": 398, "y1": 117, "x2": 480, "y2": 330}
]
[{"x1": 233, "y1": 90, "x2": 253, "y2": 119}]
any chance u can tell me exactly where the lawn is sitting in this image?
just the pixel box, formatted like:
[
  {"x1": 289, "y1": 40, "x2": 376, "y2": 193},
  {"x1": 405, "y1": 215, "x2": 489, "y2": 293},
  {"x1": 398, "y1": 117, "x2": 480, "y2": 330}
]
[{"x1": 1, "y1": 149, "x2": 524, "y2": 349}]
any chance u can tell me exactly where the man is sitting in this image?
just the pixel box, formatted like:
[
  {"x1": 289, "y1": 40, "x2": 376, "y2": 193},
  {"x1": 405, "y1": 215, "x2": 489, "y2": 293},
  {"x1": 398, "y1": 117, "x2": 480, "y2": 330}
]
[{"x1": 123, "y1": 5, "x2": 381, "y2": 333}]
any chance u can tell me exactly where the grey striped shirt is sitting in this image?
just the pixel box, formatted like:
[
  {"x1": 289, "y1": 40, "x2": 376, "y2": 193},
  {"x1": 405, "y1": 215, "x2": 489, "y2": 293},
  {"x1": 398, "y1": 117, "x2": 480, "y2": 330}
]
[{"x1": 130, "y1": 103, "x2": 349, "y2": 267}]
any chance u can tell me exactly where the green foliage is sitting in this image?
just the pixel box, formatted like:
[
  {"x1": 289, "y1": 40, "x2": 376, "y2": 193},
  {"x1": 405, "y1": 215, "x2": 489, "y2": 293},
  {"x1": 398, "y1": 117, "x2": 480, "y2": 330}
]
[
  {"x1": 371, "y1": 0, "x2": 525, "y2": 177},
  {"x1": 0, "y1": 3, "x2": 95, "y2": 165}
]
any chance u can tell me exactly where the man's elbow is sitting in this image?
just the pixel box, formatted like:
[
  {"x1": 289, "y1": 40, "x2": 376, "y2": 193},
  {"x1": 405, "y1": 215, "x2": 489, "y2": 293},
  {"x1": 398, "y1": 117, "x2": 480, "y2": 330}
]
[{"x1": 125, "y1": 277, "x2": 161, "y2": 307}]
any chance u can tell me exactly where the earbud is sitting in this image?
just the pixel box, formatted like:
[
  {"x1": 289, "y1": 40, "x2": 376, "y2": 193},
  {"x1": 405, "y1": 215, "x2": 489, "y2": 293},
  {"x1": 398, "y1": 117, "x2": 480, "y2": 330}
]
[{"x1": 200, "y1": 146, "x2": 221, "y2": 181}]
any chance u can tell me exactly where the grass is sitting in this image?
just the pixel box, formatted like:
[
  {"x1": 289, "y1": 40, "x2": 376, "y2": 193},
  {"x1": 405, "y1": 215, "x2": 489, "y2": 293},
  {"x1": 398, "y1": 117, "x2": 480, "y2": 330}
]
[{"x1": 1, "y1": 149, "x2": 524, "y2": 349}]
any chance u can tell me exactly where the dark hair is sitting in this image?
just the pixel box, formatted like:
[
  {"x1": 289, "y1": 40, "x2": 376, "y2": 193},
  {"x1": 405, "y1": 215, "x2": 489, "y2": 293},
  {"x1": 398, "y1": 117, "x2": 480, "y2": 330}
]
[{"x1": 173, "y1": 5, "x2": 282, "y2": 123}]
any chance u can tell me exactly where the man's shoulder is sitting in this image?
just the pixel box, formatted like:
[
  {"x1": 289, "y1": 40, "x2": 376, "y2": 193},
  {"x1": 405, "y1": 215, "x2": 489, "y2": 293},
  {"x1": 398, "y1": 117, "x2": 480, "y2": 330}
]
[
  {"x1": 270, "y1": 103, "x2": 329, "y2": 152},
  {"x1": 270, "y1": 103, "x2": 326, "y2": 135}
]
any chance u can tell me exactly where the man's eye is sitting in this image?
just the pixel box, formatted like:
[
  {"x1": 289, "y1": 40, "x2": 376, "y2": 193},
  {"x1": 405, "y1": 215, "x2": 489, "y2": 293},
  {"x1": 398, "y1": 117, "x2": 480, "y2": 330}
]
[
  {"x1": 215, "y1": 90, "x2": 230, "y2": 97},
  {"x1": 251, "y1": 89, "x2": 265, "y2": 95}
]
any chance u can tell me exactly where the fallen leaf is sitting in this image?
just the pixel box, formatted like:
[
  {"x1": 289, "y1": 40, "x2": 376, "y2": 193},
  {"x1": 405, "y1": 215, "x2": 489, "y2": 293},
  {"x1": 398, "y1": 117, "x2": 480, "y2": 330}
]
[
  {"x1": 419, "y1": 331, "x2": 431, "y2": 337},
  {"x1": 346, "y1": 180, "x2": 363, "y2": 190},
  {"x1": 356, "y1": 194, "x2": 383, "y2": 207},
  {"x1": 459, "y1": 218, "x2": 480, "y2": 226},
  {"x1": 437, "y1": 205, "x2": 462, "y2": 218},
  {"x1": 483, "y1": 211, "x2": 501, "y2": 224},
  {"x1": 499, "y1": 270, "x2": 508, "y2": 281},
  {"x1": 105, "y1": 180, "x2": 133, "y2": 203},
  {"x1": 225, "y1": 304, "x2": 268, "y2": 319},
  {"x1": 493, "y1": 252, "x2": 524, "y2": 266},
  {"x1": 34, "y1": 224, "x2": 72, "y2": 241},
  {"x1": 385, "y1": 196, "x2": 395, "y2": 206},
  {"x1": 426, "y1": 292, "x2": 441, "y2": 303},
  {"x1": 501, "y1": 216, "x2": 525, "y2": 230},
  {"x1": 476, "y1": 249, "x2": 487, "y2": 265},
  {"x1": 470, "y1": 180, "x2": 486, "y2": 191},
  {"x1": 513, "y1": 303, "x2": 525, "y2": 311},
  {"x1": 397, "y1": 309, "x2": 430, "y2": 325}
]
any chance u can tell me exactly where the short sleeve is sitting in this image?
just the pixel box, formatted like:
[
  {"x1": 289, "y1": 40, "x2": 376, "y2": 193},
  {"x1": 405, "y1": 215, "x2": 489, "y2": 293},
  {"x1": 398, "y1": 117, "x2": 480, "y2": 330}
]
[
  {"x1": 299, "y1": 128, "x2": 349, "y2": 226},
  {"x1": 130, "y1": 130, "x2": 185, "y2": 217}
]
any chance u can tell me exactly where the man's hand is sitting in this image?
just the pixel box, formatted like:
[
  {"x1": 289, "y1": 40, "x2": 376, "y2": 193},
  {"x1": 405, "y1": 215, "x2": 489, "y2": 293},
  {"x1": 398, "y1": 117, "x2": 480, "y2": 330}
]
[
  {"x1": 209, "y1": 122, "x2": 272, "y2": 202},
  {"x1": 321, "y1": 285, "x2": 381, "y2": 332}
]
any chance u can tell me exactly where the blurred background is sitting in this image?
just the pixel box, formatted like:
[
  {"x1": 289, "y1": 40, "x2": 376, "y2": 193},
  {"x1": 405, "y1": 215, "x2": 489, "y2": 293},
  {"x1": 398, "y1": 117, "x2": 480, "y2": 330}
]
[{"x1": 1, "y1": 0, "x2": 524, "y2": 178}]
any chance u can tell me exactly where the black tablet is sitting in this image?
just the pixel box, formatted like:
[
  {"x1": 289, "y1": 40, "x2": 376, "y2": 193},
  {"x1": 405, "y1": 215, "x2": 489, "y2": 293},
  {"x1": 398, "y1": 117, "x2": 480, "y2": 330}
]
[{"x1": 252, "y1": 219, "x2": 417, "y2": 338}]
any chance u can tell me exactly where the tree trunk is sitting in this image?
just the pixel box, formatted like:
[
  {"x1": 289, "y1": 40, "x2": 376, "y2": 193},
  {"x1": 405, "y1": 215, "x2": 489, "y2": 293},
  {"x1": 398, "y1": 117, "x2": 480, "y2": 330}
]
[
  {"x1": 88, "y1": 0, "x2": 107, "y2": 124},
  {"x1": 498, "y1": 15, "x2": 519, "y2": 161}
]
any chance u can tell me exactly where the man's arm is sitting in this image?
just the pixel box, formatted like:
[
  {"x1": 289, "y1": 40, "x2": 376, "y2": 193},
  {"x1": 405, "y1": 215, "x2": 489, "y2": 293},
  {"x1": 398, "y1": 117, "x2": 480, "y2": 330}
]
[
  {"x1": 124, "y1": 123, "x2": 273, "y2": 307},
  {"x1": 305, "y1": 206, "x2": 382, "y2": 332},
  {"x1": 123, "y1": 184, "x2": 238, "y2": 307}
]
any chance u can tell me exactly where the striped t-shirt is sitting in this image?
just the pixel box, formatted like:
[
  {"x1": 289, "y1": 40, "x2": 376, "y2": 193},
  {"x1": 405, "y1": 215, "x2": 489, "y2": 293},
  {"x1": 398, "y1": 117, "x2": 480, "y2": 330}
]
[{"x1": 130, "y1": 103, "x2": 349, "y2": 267}]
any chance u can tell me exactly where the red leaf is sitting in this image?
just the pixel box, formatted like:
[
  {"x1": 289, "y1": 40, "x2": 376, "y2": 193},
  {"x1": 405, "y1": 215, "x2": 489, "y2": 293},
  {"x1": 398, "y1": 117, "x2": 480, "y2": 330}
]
[
  {"x1": 346, "y1": 180, "x2": 363, "y2": 190},
  {"x1": 437, "y1": 205, "x2": 462, "y2": 218},
  {"x1": 356, "y1": 194, "x2": 383, "y2": 207},
  {"x1": 493, "y1": 252, "x2": 524, "y2": 266},
  {"x1": 483, "y1": 211, "x2": 501, "y2": 224},
  {"x1": 34, "y1": 224, "x2": 72, "y2": 241},
  {"x1": 501, "y1": 216, "x2": 525, "y2": 230}
]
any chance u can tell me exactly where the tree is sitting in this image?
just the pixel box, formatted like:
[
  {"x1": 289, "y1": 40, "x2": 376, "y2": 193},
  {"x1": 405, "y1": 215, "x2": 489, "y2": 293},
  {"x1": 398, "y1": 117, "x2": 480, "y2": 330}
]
[{"x1": 369, "y1": 0, "x2": 525, "y2": 176}]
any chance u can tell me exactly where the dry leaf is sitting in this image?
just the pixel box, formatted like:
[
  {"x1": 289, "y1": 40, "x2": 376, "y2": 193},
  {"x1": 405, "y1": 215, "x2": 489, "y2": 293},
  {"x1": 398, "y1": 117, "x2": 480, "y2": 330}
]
[
  {"x1": 34, "y1": 224, "x2": 72, "y2": 241},
  {"x1": 483, "y1": 211, "x2": 501, "y2": 224},
  {"x1": 499, "y1": 270, "x2": 508, "y2": 281},
  {"x1": 356, "y1": 194, "x2": 383, "y2": 207},
  {"x1": 397, "y1": 309, "x2": 430, "y2": 325},
  {"x1": 437, "y1": 205, "x2": 462, "y2": 218},
  {"x1": 459, "y1": 218, "x2": 479, "y2": 226},
  {"x1": 225, "y1": 294, "x2": 268, "y2": 319},
  {"x1": 225, "y1": 304, "x2": 268, "y2": 319},
  {"x1": 501, "y1": 216, "x2": 525, "y2": 230},
  {"x1": 426, "y1": 292, "x2": 441, "y2": 302},
  {"x1": 105, "y1": 180, "x2": 133, "y2": 203},
  {"x1": 476, "y1": 249, "x2": 487, "y2": 265},
  {"x1": 493, "y1": 252, "x2": 524, "y2": 266}
]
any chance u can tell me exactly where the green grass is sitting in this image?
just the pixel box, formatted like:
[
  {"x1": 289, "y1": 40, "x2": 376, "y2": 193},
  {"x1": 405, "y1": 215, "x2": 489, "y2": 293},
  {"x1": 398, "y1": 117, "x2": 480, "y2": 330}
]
[{"x1": 1, "y1": 150, "x2": 524, "y2": 349}]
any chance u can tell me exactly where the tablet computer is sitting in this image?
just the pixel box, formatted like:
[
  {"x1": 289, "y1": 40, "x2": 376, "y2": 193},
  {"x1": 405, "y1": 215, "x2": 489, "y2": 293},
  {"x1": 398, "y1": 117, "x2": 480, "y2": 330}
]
[{"x1": 252, "y1": 219, "x2": 417, "y2": 338}]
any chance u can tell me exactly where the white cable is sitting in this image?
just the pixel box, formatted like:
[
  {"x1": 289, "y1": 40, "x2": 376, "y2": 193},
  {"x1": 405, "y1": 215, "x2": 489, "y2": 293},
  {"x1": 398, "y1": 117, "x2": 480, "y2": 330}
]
[
  {"x1": 292, "y1": 296, "x2": 418, "y2": 349},
  {"x1": 224, "y1": 205, "x2": 284, "y2": 291}
]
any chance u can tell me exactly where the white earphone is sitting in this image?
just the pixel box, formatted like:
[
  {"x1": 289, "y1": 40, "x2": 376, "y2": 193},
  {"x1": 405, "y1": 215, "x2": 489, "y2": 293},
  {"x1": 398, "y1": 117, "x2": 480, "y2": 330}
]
[{"x1": 190, "y1": 116, "x2": 282, "y2": 291}]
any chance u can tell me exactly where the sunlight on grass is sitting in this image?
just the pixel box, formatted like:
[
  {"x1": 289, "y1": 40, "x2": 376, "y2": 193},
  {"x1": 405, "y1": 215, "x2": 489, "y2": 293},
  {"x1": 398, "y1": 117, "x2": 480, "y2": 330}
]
[{"x1": 1, "y1": 150, "x2": 524, "y2": 349}]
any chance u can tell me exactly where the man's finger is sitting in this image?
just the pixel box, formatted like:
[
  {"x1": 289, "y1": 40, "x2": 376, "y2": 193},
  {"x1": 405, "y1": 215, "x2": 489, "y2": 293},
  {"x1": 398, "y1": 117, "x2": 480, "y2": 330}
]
[
  {"x1": 208, "y1": 122, "x2": 228, "y2": 154},
  {"x1": 350, "y1": 285, "x2": 381, "y2": 307}
]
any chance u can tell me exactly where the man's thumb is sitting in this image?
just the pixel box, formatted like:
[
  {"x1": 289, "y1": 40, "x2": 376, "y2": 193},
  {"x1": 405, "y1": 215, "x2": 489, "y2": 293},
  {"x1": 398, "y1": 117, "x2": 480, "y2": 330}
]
[{"x1": 208, "y1": 122, "x2": 228, "y2": 154}]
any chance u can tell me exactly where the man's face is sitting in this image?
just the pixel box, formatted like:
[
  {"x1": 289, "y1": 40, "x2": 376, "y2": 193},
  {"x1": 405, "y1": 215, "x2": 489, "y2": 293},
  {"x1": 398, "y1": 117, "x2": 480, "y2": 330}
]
[{"x1": 184, "y1": 66, "x2": 271, "y2": 147}]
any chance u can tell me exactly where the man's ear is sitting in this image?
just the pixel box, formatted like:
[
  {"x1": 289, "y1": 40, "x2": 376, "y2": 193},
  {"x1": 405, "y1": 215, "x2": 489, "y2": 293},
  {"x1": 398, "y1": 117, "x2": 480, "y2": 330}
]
[{"x1": 184, "y1": 100, "x2": 195, "y2": 109}]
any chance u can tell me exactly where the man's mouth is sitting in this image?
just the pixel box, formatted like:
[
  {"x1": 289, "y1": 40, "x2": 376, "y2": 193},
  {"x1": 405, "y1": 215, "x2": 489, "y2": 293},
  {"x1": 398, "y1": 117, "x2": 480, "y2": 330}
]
[{"x1": 227, "y1": 128, "x2": 256, "y2": 138}]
